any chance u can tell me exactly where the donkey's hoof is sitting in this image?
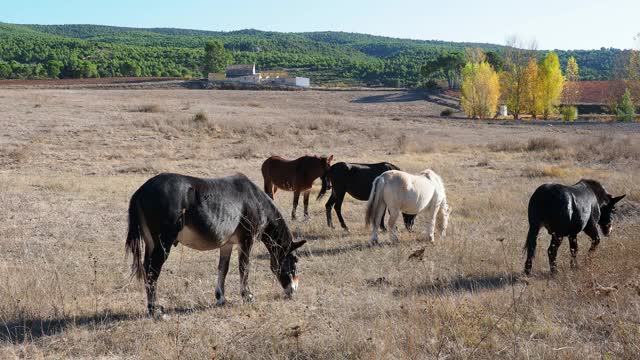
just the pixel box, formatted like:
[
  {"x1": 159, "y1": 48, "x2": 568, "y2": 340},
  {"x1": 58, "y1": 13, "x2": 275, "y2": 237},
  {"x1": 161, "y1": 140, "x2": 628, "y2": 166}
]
[
  {"x1": 216, "y1": 297, "x2": 226, "y2": 306},
  {"x1": 242, "y1": 293, "x2": 254, "y2": 304},
  {"x1": 149, "y1": 306, "x2": 168, "y2": 320}
]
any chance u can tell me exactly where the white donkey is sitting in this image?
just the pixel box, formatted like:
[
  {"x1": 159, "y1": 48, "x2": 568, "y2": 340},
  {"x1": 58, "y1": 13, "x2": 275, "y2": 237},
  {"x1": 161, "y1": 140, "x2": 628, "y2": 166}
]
[{"x1": 365, "y1": 169, "x2": 449, "y2": 245}]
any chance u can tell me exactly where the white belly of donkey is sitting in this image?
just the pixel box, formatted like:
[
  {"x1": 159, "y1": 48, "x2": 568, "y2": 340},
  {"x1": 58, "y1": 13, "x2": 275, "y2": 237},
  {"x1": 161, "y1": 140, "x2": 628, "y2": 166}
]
[{"x1": 177, "y1": 226, "x2": 221, "y2": 251}]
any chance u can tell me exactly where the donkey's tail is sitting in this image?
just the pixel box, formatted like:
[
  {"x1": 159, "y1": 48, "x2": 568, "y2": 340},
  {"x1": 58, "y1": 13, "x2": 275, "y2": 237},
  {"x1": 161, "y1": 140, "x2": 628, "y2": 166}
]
[
  {"x1": 125, "y1": 188, "x2": 145, "y2": 280},
  {"x1": 365, "y1": 176, "x2": 385, "y2": 227}
]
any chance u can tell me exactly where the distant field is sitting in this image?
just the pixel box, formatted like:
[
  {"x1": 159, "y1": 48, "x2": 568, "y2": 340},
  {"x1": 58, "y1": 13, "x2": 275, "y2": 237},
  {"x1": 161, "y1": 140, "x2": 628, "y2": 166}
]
[{"x1": 0, "y1": 88, "x2": 639, "y2": 359}]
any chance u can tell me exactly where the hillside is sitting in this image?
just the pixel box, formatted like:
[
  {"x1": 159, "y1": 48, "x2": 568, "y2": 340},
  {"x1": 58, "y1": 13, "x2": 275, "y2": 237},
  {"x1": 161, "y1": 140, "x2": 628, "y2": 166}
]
[{"x1": 0, "y1": 23, "x2": 622, "y2": 85}]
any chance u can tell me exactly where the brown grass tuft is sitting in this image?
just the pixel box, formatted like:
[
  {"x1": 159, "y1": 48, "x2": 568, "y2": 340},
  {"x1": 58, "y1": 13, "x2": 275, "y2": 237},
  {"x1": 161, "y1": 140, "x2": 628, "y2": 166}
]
[
  {"x1": 526, "y1": 136, "x2": 563, "y2": 152},
  {"x1": 488, "y1": 140, "x2": 525, "y2": 152},
  {"x1": 522, "y1": 165, "x2": 568, "y2": 178},
  {"x1": 130, "y1": 104, "x2": 163, "y2": 113},
  {"x1": 193, "y1": 111, "x2": 208, "y2": 122}
]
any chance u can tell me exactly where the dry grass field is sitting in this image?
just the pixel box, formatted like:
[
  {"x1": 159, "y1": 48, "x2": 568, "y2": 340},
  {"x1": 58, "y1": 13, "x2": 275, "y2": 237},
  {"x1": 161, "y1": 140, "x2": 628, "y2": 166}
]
[{"x1": 0, "y1": 88, "x2": 639, "y2": 359}]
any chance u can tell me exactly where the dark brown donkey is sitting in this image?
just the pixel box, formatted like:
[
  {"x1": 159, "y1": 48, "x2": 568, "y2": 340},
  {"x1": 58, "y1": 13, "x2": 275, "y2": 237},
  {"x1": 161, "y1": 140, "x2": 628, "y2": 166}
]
[{"x1": 262, "y1": 155, "x2": 333, "y2": 220}]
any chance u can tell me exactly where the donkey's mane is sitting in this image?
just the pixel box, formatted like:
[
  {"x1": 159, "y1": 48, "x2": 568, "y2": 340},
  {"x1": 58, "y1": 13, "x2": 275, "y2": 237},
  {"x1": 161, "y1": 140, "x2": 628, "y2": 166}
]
[
  {"x1": 578, "y1": 179, "x2": 609, "y2": 204},
  {"x1": 263, "y1": 214, "x2": 294, "y2": 253}
]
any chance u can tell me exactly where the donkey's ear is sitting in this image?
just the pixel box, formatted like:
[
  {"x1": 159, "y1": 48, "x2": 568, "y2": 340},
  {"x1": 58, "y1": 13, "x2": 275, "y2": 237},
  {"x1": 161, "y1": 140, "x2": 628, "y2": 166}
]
[
  {"x1": 327, "y1": 155, "x2": 334, "y2": 164},
  {"x1": 611, "y1": 194, "x2": 626, "y2": 205},
  {"x1": 289, "y1": 240, "x2": 307, "y2": 253}
]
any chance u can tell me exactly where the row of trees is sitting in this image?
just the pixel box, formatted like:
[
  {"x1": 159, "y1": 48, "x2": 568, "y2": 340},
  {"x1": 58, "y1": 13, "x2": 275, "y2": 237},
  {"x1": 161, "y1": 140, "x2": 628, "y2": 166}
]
[{"x1": 458, "y1": 42, "x2": 566, "y2": 119}]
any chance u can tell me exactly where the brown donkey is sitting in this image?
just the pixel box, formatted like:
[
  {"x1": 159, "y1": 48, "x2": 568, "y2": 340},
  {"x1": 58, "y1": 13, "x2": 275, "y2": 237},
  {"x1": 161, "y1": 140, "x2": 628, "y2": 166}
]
[{"x1": 261, "y1": 155, "x2": 333, "y2": 220}]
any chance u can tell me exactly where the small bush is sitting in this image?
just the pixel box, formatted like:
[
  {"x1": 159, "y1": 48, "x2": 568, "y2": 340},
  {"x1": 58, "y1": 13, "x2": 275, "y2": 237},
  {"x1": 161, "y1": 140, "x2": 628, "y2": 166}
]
[
  {"x1": 488, "y1": 140, "x2": 525, "y2": 152},
  {"x1": 440, "y1": 108, "x2": 454, "y2": 117},
  {"x1": 193, "y1": 111, "x2": 208, "y2": 122},
  {"x1": 526, "y1": 137, "x2": 563, "y2": 152},
  {"x1": 131, "y1": 104, "x2": 163, "y2": 113},
  {"x1": 423, "y1": 79, "x2": 440, "y2": 91},
  {"x1": 616, "y1": 89, "x2": 636, "y2": 122},
  {"x1": 560, "y1": 106, "x2": 578, "y2": 121},
  {"x1": 523, "y1": 165, "x2": 567, "y2": 178}
]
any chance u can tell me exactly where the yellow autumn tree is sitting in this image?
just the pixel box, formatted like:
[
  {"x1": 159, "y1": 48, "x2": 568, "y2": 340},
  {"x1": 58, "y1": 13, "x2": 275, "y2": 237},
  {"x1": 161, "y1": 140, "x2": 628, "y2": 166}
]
[
  {"x1": 564, "y1": 56, "x2": 580, "y2": 105},
  {"x1": 523, "y1": 57, "x2": 543, "y2": 118},
  {"x1": 539, "y1": 52, "x2": 565, "y2": 119},
  {"x1": 461, "y1": 62, "x2": 501, "y2": 119}
]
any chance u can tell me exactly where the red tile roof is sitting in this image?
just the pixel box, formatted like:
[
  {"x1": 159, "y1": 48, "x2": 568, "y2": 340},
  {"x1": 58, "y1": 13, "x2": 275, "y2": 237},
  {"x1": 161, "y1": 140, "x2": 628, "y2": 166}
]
[{"x1": 564, "y1": 81, "x2": 639, "y2": 105}]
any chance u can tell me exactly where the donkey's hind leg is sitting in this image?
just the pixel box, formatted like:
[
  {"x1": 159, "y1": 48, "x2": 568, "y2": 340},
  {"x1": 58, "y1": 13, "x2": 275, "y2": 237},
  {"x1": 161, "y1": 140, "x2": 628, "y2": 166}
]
[
  {"x1": 524, "y1": 224, "x2": 540, "y2": 275},
  {"x1": 387, "y1": 207, "x2": 400, "y2": 243},
  {"x1": 325, "y1": 192, "x2": 336, "y2": 228},
  {"x1": 369, "y1": 204, "x2": 387, "y2": 246},
  {"x1": 547, "y1": 234, "x2": 563, "y2": 275},
  {"x1": 215, "y1": 243, "x2": 233, "y2": 306},
  {"x1": 380, "y1": 208, "x2": 387, "y2": 233},
  {"x1": 569, "y1": 235, "x2": 578, "y2": 269},
  {"x1": 144, "y1": 234, "x2": 174, "y2": 318},
  {"x1": 333, "y1": 190, "x2": 349, "y2": 231}
]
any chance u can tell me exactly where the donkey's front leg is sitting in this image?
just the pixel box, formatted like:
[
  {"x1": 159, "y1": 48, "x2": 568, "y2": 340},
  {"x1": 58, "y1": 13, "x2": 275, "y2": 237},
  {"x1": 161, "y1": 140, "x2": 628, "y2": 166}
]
[
  {"x1": 238, "y1": 238, "x2": 254, "y2": 303},
  {"x1": 425, "y1": 204, "x2": 438, "y2": 243},
  {"x1": 215, "y1": 243, "x2": 233, "y2": 306},
  {"x1": 292, "y1": 191, "x2": 300, "y2": 220},
  {"x1": 584, "y1": 221, "x2": 601, "y2": 253}
]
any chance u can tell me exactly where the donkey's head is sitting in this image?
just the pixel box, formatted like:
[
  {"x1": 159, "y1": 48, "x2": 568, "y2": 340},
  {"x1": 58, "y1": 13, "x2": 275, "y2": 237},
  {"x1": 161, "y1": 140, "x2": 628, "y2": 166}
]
[
  {"x1": 318, "y1": 155, "x2": 334, "y2": 173},
  {"x1": 598, "y1": 194, "x2": 626, "y2": 236},
  {"x1": 316, "y1": 155, "x2": 334, "y2": 199},
  {"x1": 270, "y1": 240, "x2": 307, "y2": 297}
]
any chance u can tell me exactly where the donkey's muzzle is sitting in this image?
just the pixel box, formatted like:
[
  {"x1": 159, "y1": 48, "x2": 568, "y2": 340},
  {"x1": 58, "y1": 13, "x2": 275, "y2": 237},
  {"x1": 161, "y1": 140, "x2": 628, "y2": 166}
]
[{"x1": 284, "y1": 276, "x2": 299, "y2": 298}]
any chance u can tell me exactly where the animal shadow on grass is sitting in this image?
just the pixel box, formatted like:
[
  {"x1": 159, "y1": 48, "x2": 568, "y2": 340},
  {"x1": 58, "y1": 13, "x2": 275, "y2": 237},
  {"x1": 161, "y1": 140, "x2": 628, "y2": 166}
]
[
  {"x1": 255, "y1": 241, "x2": 395, "y2": 260},
  {"x1": 0, "y1": 305, "x2": 211, "y2": 344},
  {"x1": 392, "y1": 273, "x2": 519, "y2": 297}
]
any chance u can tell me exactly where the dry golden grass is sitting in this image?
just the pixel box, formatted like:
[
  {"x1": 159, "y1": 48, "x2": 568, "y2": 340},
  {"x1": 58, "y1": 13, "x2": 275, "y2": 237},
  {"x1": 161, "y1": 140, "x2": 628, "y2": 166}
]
[{"x1": 0, "y1": 88, "x2": 639, "y2": 359}]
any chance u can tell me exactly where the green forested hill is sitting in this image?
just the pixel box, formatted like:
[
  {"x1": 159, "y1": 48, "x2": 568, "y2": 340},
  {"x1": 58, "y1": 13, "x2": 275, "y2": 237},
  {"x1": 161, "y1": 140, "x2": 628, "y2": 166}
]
[{"x1": 0, "y1": 23, "x2": 622, "y2": 85}]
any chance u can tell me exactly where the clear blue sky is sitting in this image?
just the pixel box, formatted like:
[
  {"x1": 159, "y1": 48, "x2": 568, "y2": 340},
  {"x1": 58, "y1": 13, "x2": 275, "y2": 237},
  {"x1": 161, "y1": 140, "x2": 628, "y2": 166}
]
[{"x1": 2, "y1": 0, "x2": 638, "y2": 50}]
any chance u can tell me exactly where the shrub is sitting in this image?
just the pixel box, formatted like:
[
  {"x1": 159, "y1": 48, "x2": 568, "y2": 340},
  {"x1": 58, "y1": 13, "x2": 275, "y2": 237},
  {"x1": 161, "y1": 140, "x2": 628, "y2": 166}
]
[
  {"x1": 560, "y1": 106, "x2": 578, "y2": 121},
  {"x1": 193, "y1": 111, "x2": 208, "y2": 122},
  {"x1": 522, "y1": 165, "x2": 567, "y2": 178},
  {"x1": 526, "y1": 137, "x2": 563, "y2": 152},
  {"x1": 440, "y1": 108, "x2": 454, "y2": 117},
  {"x1": 423, "y1": 79, "x2": 440, "y2": 91},
  {"x1": 488, "y1": 140, "x2": 525, "y2": 152},
  {"x1": 131, "y1": 104, "x2": 162, "y2": 113},
  {"x1": 616, "y1": 89, "x2": 636, "y2": 122}
]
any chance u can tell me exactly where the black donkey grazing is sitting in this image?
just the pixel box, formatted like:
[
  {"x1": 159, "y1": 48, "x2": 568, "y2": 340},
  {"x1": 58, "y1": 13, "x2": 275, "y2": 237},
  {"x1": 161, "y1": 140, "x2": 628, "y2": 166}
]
[
  {"x1": 524, "y1": 179, "x2": 625, "y2": 275},
  {"x1": 126, "y1": 173, "x2": 306, "y2": 317}
]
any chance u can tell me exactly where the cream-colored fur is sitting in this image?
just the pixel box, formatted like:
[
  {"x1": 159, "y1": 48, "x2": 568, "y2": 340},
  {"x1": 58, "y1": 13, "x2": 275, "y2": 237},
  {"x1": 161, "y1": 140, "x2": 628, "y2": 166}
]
[{"x1": 366, "y1": 169, "x2": 449, "y2": 245}]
